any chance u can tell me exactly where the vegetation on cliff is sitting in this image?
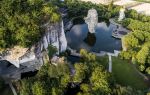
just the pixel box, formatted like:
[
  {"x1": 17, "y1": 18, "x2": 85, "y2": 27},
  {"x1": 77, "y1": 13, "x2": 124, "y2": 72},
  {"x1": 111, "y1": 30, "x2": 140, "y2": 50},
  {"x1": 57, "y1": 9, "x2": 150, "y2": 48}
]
[{"x1": 0, "y1": 0, "x2": 60, "y2": 50}]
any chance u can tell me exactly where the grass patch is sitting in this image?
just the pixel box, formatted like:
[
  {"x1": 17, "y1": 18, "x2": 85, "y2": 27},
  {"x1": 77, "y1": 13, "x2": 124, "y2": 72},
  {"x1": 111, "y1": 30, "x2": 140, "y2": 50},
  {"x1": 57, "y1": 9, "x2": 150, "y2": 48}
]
[{"x1": 112, "y1": 57, "x2": 148, "y2": 90}]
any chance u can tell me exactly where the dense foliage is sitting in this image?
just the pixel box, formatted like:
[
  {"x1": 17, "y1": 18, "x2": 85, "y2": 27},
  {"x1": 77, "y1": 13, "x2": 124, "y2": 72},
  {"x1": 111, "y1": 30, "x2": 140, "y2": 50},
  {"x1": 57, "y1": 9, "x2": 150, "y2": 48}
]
[
  {"x1": 64, "y1": 0, "x2": 120, "y2": 20},
  {"x1": 48, "y1": 45, "x2": 57, "y2": 59},
  {"x1": 125, "y1": 9, "x2": 150, "y2": 22},
  {"x1": 19, "y1": 62, "x2": 70, "y2": 95},
  {"x1": 19, "y1": 49, "x2": 113, "y2": 95},
  {"x1": 19, "y1": 49, "x2": 146, "y2": 95},
  {"x1": 122, "y1": 18, "x2": 150, "y2": 32},
  {"x1": 0, "y1": 0, "x2": 60, "y2": 50},
  {"x1": 120, "y1": 9, "x2": 150, "y2": 74}
]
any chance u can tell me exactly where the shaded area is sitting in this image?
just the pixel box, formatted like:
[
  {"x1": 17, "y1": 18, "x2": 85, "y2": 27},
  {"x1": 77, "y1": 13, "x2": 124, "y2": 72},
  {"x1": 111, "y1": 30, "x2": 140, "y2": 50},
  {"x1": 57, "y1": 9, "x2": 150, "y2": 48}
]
[
  {"x1": 118, "y1": 31, "x2": 127, "y2": 35},
  {"x1": 73, "y1": 17, "x2": 85, "y2": 25},
  {"x1": 67, "y1": 55, "x2": 81, "y2": 64},
  {"x1": 1, "y1": 85, "x2": 13, "y2": 95},
  {"x1": 21, "y1": 70, "x2": 38, "y2": 79},
  {"x1": 84, "y1": 32, "x2": 96, "y2": 46},
  {"x1": 65, "y1": 83, "x2": 81, "y2": 95}
]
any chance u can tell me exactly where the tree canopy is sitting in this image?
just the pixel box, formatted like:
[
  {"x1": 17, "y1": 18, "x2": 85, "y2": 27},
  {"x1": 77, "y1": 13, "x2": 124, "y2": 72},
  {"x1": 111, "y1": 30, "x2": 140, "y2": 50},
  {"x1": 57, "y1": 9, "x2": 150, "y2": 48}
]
[
  {"x1": 120, "y1": 11, "x2": 150, "y2": 74},
  {"x1": 0, "y1": 0, "x2": 60, "y2": 50}
]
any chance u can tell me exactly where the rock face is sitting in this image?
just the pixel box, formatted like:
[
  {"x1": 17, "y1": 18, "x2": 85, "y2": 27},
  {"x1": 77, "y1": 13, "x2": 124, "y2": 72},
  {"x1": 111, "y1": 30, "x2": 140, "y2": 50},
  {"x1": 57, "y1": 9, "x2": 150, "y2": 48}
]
[
  {"x1": 60, "y1": 21, "x2": 67, "y2": 52},
  {"x1": 0, "y1": 21, "x2": 67, "y2": 80},
  {"x1": 42, "y1": 21, "x2": 67, "y2": 53},
  {"x1": 118, "y1": 8, "x2": 125, "y2": 21},
  {"x1": 84, "y1": 8, "x2": 98, "y2": 33}
]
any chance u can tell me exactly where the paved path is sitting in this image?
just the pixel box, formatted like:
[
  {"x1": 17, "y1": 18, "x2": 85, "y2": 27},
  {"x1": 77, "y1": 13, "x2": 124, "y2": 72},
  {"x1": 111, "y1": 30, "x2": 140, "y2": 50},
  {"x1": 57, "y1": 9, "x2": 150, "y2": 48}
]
[
  {"x1": 108, "y1": 54, "x2": 112, "y2": 72},
  {"x1": 8, "y1": 82, "x2": 17, "y2": 95},
  {"x1": 107, "y1": 50, "x2": 120, "y2": 73}
]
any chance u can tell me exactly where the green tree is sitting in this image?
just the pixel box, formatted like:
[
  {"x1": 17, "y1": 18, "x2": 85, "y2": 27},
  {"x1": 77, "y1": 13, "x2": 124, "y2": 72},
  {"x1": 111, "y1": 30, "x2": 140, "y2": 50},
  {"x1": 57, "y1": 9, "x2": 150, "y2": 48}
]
[
  {"x1": 73, "y1": 63, "x2": 88, "y2": 83},
  {"x1": 0, "y1": 0, "x2": 60, "y2": 50},
  {"x1": 80, "y1": 49, "x2": 96, "y2": 62},
  {"x1": 80, "y1": 83, "x2": 91, "y2": 93},
  {"x1": 48, "y1": 45, "x2": 57, "y2": 59},
  {"x1": 146, "y1": 67, "x2": 150, "y2": 74},
  {"x1": 32, "y1": 81, "x2": 46, "y2": 95},
  {"x1": 136, "y1": 46, "x2": 149, "y2": 64},
  {"x1": 139, "y1": 65, "x2": 145, "y2": 72},
  {"x1": 20, "y1": 62, "x2": 70, "y2": 95},
  {"x1": 90, "y1": 66, "x2": 111, "y2": 94},
  {"x1": 20, "y1": 79, "x2": 32, "y2": 95}
]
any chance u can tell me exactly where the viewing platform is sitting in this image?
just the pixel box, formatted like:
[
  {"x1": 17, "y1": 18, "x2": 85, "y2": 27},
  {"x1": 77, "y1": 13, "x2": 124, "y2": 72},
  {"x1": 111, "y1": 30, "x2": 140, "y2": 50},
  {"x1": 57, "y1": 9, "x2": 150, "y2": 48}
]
[{"x1": 109, "y1": 19, "x2": 130, "y2": 39}]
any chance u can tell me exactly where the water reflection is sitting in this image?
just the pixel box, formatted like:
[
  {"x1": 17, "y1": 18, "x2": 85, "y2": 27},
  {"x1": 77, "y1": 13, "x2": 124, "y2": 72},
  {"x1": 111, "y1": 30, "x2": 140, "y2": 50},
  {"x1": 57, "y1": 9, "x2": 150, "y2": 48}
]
[
  {"x1": 84, "y1": 32, "x2": 96, "y2": 46},
  {"x1": 66, "y1": 22, "x2": 121, "y2": 53}
]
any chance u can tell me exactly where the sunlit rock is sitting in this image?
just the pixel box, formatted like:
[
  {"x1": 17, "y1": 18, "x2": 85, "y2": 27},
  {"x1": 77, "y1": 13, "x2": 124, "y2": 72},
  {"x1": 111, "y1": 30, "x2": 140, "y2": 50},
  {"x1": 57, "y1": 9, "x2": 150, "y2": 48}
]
[
  {"x1": 84, "y1": 8, "x2": 98, "y2": 33},
  {"x1": 118, "y1": 7, "x2": 125, "y2": 21}
]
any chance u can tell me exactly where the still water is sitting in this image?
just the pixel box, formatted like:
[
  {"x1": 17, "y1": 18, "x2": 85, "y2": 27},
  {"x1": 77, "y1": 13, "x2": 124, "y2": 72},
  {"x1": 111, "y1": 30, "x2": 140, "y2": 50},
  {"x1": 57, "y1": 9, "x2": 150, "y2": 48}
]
[{"x1": 66, "y1": 22, "x2": 121, "y2": 53}]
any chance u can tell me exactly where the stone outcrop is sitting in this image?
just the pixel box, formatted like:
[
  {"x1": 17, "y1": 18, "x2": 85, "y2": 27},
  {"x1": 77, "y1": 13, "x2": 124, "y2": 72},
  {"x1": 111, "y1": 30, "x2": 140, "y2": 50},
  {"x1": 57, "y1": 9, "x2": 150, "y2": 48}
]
[
  {"x1": 0, "y1": 21, "x2": 67, "y2": 80},
  {"x1": 84, "y1": 8, "x2": 98, "y2": 33}
]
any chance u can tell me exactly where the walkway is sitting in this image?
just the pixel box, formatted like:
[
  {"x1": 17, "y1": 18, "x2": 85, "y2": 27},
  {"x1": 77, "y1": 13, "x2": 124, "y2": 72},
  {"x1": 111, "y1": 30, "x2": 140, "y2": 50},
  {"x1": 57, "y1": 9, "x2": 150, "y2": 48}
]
[
  {"x1": 8, "y1": 81, "x2": 17, "y2": 95},
  {"x1": 108, "y1": 54, "x2": 112, "y2": 72}
]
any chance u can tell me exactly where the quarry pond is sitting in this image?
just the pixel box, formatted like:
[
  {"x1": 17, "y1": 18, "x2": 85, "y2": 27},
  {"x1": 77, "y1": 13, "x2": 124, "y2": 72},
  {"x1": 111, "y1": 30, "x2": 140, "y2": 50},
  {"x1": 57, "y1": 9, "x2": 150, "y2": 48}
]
[{"x1": 66, "y1": 22, "x2": 122, "y2": 53}]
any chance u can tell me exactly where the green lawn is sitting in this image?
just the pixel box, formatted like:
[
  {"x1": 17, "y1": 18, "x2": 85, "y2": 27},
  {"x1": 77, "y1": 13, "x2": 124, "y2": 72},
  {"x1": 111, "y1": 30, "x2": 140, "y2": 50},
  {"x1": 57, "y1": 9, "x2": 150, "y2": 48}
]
[{"x1": 112, "y1": 57, "x2": 148, "y2": 90}]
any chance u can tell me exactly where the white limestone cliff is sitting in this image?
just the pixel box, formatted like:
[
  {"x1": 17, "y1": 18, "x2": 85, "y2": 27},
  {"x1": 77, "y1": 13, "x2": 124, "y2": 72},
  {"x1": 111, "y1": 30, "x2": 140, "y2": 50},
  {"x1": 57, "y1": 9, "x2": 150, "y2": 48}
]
[
  {"x1": 0, "y1": 20, "x2": 67, "y2": 68},
  {"x1": 84, "y1": 8, "x2": 98, "y2": 33}
]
